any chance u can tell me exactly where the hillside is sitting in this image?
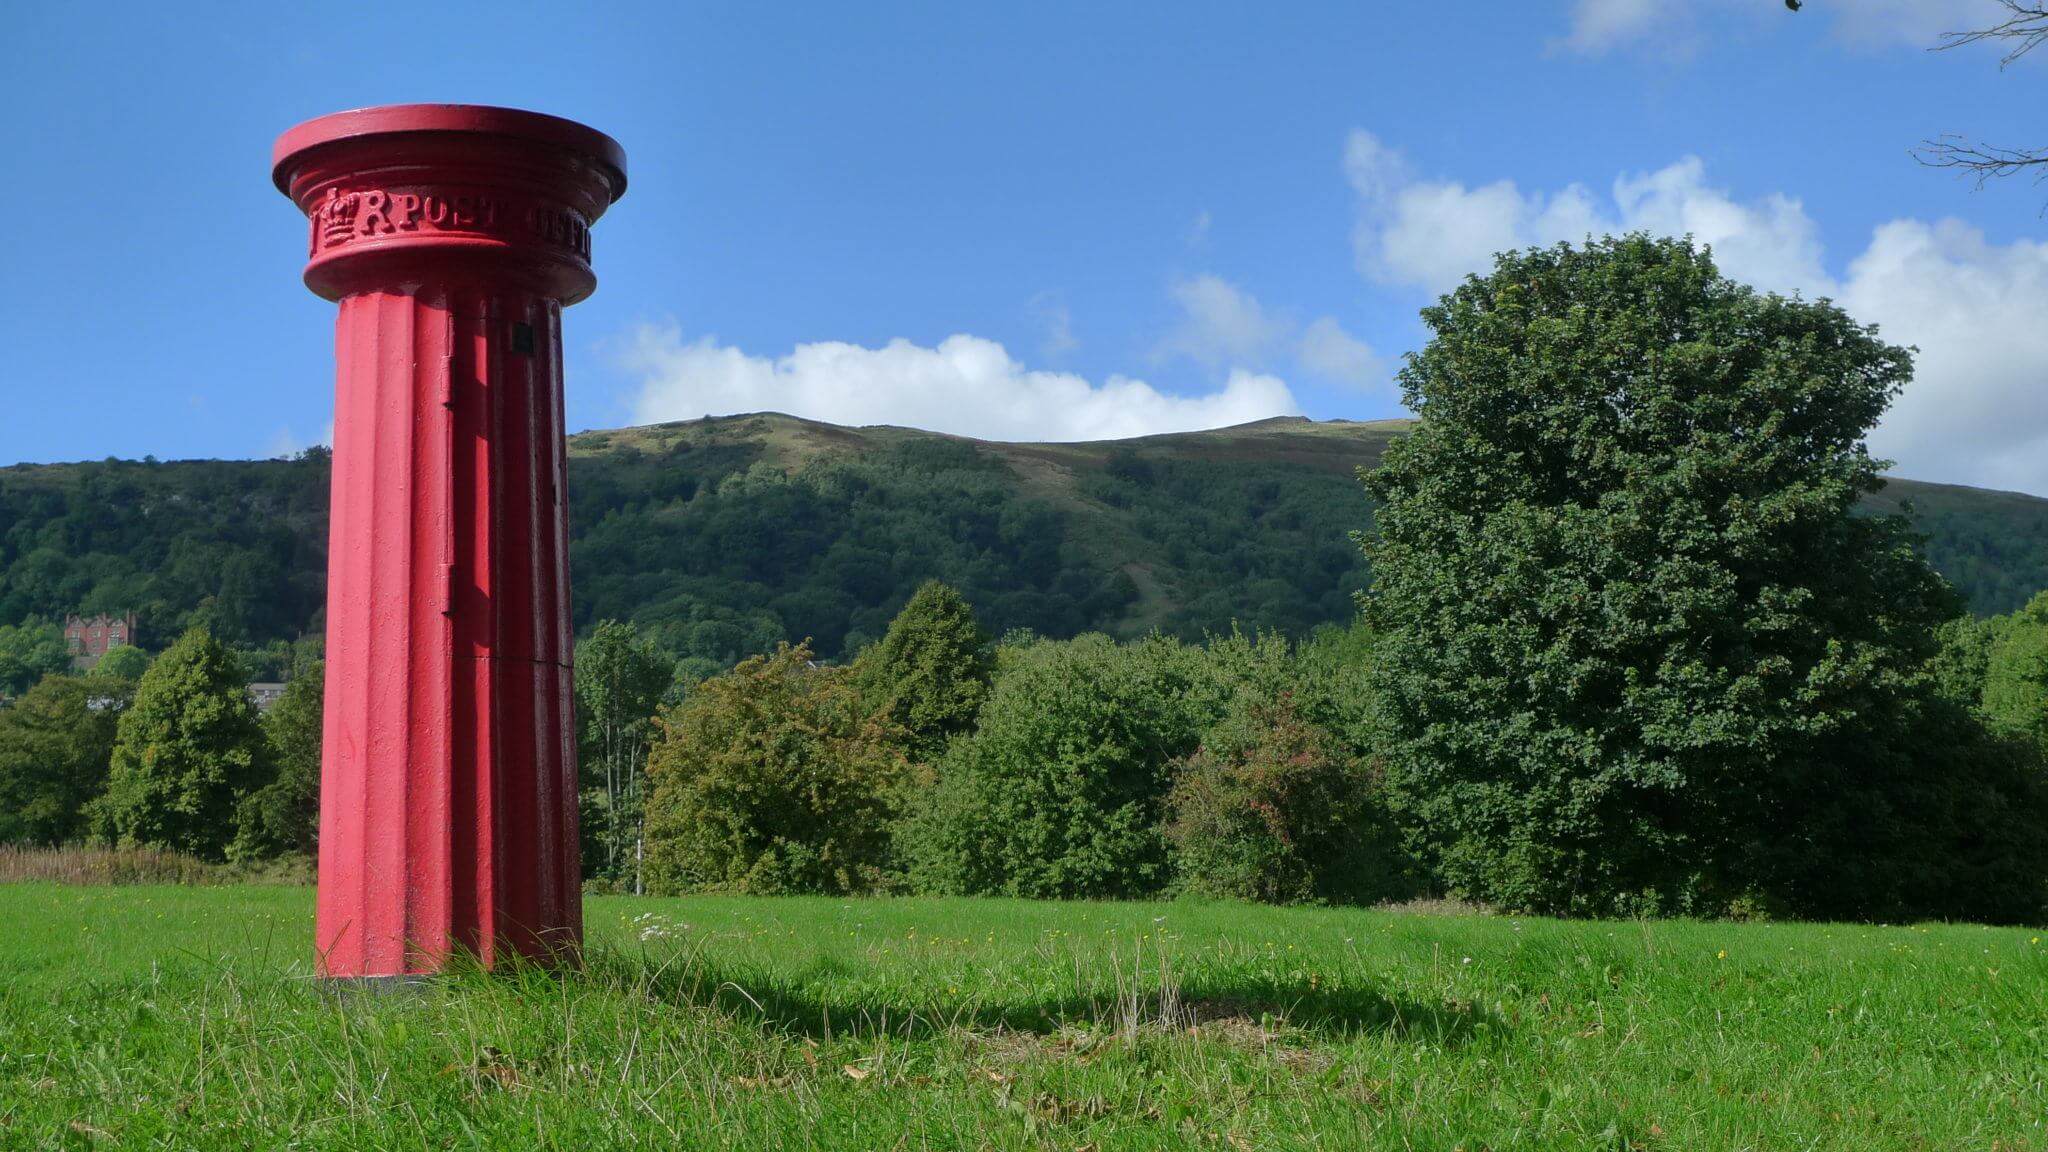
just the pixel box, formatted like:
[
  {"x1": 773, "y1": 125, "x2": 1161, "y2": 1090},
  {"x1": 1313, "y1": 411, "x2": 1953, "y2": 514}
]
[{"x1": 2, "y1": 413, "x2": 2045, "y2": 664}]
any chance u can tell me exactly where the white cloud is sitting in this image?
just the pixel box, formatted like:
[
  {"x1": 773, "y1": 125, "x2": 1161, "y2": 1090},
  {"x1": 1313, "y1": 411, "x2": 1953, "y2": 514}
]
[
  {"x1": 1297, "y1": 317, "x2": 1386, "y2": 390},
  {"x1": 621, "y1": 325, "x2": 1298, "y2": 443},
  {"x1": 1349, "y1": 134, "x2": 1828, "y2": 297},
  {"x1": 1347, "y1": 129, "x2": 2048, "y2": 494},
  {"x1": 1342, "y1": 130, "x2": 1412, "y2": 204},
  {"x1": 1156, "y1": 275, "x2": 1287, "y2": 367},
  {"x1": 1610, "y1": 158, "x2": 1832, "y2": 296},
  {"x1": 1558, "y1": 0, "x2": 1663, "y2": 54},
  {"x1": 1346, "y1": 130, "x2": 1614, "y2": 293},
  {"x1": 1843, "y1": 220, "x2": 2048, "y2": 495},
  {"x1": 1156, "y1": 270, "x2": 1389, "y2": 392},
  {"x1": 1357, "y1": 173, "x2": 1524, "y2": 293}
]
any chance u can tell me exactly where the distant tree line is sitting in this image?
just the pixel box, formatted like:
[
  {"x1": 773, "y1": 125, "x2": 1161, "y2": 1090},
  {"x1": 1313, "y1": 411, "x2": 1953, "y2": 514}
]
[
  {"x1": 0, "y1": 426, "x2": 1370, "y2": 670},
  {"x1": 5, "y1": 387, "x2": 2046, "y2": 675},
  {"x1": 0, "y1": 627, "x2": 321, "y2": 864},
  {"x1": 8, "y1": 572, "x2": 2044, "y2": 921}
]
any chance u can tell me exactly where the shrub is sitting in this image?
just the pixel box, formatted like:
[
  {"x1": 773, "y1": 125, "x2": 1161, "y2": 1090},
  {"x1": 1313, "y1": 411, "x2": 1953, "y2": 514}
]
[
  {"x1": 898, "y1": 633, "x2": 1226, "y2": 898},
  {"x1": 89, "y1": 645, "x2": 153, "y2": 683},
  {"x1": 0, "y1": 844, "x2": 221, "y2": 885},
  {"x1": 1743, "y1": 692, "x2": 2048, "y2": 924},
  {"x1": 0, "y1": 844, "x2": 312, "y2": 886},
  {"x1": 1165, "y1": 695, "x2": 1404, "y2": 905},
  {"x1": 642, "y1": 643, "x2": 906, "y2": 895},
  {"x1": 1212, "y1": 620, "x2": 1386, "y2": 759}
]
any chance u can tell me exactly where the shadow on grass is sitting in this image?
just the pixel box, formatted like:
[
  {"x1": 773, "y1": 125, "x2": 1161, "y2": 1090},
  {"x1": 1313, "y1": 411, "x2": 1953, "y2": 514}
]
[{"x1": 572, "y1": 948, "x2": 1499, "y2": 1047}]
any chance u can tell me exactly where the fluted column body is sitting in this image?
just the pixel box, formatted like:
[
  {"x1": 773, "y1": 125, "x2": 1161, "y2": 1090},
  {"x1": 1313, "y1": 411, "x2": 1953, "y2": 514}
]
[
  {"x1": 319, "y1": 289, "x2": 578, "y2": 974},
  {"x1": 273, "y1": 106, "x2": 627, "y2": 978}
]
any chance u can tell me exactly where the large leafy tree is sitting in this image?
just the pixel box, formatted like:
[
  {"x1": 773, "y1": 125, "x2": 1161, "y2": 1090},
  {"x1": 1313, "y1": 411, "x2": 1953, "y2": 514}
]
[
  {"x1": 851, "y1": 580, "x2": 994, "y2": 761},
  {"x1": 574, "y1": 621, "x2": 674, "y2": 887},
  {"x1": 642, "y1": 643, "x2": 906, "y2": 895},
  {"x1": 0, "y1": 674, "x2": 131, "y2": 845},
  {"x1": 1362, "y1": 234, "x2": 2003, "y2": 919},
  {"x1": 95, "y1": 627, "x2": 269, "y2": 860}
]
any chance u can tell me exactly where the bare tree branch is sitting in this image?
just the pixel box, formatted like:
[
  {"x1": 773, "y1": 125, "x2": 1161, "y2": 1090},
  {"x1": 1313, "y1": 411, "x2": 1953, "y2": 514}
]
[
  {"x1": 1933, "y1": 0, "x2": 2048, "y2": 68},
  {"x1": 1907, "y1": 1, "x2": 2048, "y2": 202},
  {"x1": 1913, "y1": 134, "x2": 2048, "y2": 188}
]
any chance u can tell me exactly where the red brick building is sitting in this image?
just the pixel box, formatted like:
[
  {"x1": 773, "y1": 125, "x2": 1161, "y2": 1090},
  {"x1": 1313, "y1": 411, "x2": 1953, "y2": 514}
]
[{"x1": 65, "y1": 613, "x2": 137, "y2": 670}]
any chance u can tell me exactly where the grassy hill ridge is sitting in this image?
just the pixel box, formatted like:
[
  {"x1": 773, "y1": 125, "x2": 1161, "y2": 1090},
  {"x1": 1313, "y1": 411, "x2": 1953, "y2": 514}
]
[{"x1": 2, "y1": 412, "x2": 2045, "y2": 665}]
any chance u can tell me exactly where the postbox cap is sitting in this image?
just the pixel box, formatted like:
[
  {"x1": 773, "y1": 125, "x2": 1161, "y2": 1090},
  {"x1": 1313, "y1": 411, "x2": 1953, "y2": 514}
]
[{"x1": 272, "y1": 104, "x2": 627, "y2": 202}]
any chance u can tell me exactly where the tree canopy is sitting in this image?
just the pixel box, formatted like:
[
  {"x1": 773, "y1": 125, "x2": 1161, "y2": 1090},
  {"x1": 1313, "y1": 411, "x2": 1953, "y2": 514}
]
[
  {"x1": 0, "y1": 673, "x2": 130, "y2": 846},
  {"x1": 898, "y1": 633, "x2": 1226, "y2": 899},
  {"x1": 575, "y1": 620, "x2": 675, "y2": 887},
  {"x1": 1362, "y1": 234, "x2": 2031, "y2": 919},
  {"x1": 95, "y1": 627, "x2": 269, "y2": 860},
  {"x1": 0, "y1": 620, "x2": 71, "y2": 697},
  {"x1": 851, "y1": 580, "x2": 994, "y2": 761}
]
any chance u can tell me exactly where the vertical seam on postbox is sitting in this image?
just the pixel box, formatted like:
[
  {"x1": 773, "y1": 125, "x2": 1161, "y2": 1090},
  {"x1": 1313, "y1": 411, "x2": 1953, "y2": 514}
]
[{"x1": 442, "y1": 306, "x2": 456, "y2": 619}]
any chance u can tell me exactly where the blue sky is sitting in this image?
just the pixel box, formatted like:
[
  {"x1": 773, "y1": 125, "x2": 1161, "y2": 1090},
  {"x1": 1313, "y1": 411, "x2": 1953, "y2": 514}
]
[{"x1": 3, "y1": 1, "x2": 2045, "y2": 492}]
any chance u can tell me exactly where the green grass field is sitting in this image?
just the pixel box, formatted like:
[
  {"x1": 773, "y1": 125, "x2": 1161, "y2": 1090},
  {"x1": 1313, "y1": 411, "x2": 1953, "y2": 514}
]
[{"x1": 1, "y1": 886, "x2": 2043, "y2": 1150}]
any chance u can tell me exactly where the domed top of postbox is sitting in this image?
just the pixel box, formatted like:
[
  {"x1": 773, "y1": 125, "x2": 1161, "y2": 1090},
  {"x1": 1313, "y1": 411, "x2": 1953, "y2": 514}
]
[{"x1": 273, "y1": 104, "x2": 628, "y2": 304}]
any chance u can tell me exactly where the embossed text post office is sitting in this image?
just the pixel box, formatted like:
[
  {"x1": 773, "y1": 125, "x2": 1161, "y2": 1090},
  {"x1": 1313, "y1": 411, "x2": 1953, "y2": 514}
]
[{"x1": 272, "y1": 105, "x2": 627, "y2": 978}]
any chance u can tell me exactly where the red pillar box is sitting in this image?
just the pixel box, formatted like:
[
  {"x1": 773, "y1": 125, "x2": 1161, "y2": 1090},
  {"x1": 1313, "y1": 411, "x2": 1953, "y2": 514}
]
[{"x1": 272, "y1": 106, "x2": 626, "y2": 978}]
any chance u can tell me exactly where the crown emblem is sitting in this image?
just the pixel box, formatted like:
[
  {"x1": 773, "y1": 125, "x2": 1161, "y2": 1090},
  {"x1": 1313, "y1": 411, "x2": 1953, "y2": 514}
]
[{"x1": 318, "y1": 188, "x2": 361, "y2": 249}]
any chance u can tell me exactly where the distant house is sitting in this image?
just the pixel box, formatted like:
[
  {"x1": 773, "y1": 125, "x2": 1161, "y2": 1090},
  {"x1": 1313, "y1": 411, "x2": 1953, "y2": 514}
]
[
  {"x1": 65, "y1": 613, "x2": 137, "y2": 671},
  {"x1": 248, "y1": 682, "x2": 288, "y2": 714}
]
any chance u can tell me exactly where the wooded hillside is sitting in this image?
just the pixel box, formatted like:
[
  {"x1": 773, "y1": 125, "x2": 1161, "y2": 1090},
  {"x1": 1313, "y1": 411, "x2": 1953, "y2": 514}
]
[{"x1": 2, "y1": 413, "x2": 2043, "y2": 663}]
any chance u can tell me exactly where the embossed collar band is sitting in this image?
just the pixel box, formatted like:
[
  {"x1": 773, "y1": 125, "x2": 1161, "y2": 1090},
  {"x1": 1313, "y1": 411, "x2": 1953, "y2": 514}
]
[{"x1": 272, "y1": 104, "x2": 627, "y2": 304}]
